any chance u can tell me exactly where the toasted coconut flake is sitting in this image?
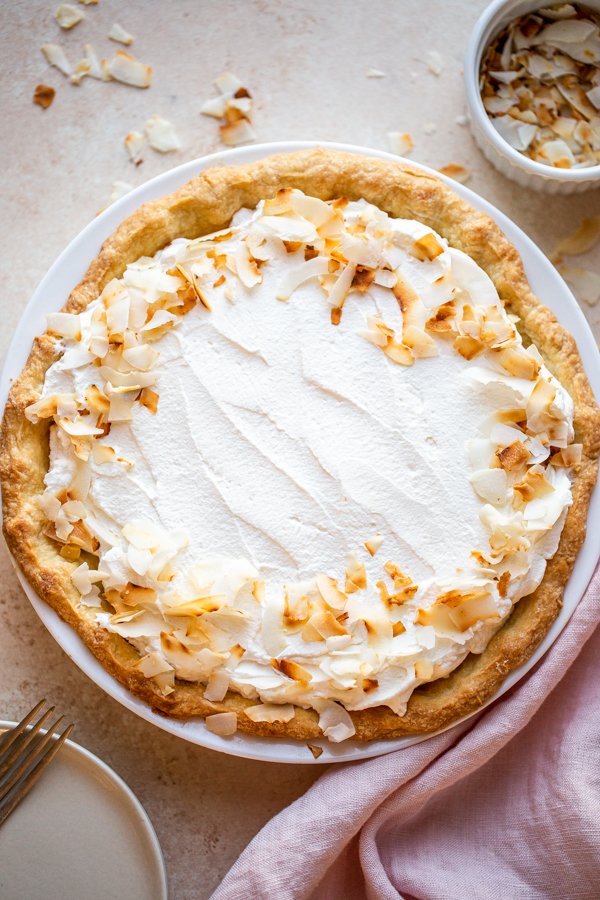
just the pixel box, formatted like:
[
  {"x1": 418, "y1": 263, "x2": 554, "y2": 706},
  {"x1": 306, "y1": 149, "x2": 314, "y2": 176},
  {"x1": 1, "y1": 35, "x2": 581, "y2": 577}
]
[
  {"x1": 553, "y1": 217, "x2": 600, "y2": 258},
  {"x1": 205, "y1": 712, "x2": 237, "y2": 736},
  {"x1": 388, "y1": 131, "x2": 414, "y2": 156},
  {"x1": 201, "y1": 95, "x2": 228, "y2": 119},
  {"x1": 106, "y1": 181, "x2": 134, "y2": 207},
  {"x1": 364, "y1": 533, "x2": 383, "y2": 556},
  {"x1": 55, "y1": 3, "x2": 84, "y2": 29},
  {"x1": 413, "y1": 231, "x2": 444, "y2": 261},
  {"x1": 557, "y1": 264, "x2": 600, "y2": 306},
  {"x1": 124, "y1": 130, "x2": 146, "y2": 164},
  {"x1": 276, "y1": 256, "x2": 330, "y2": 301},
  {"x1": 41, "y1": 43, "x2": 72, "y2": 77},
  {"x1": 214, "y1": 71, "x2": 244, "y2": 94},
  {"x1": 496, "y1": 346, "x2": 540, "y2": 380},
  {"x1": 47, "y1": 312, "x2": 81, "y2": 340},
  {"x1": 550, "y1": 443, "x2": 583, "y2": 467},
  {"x1": 307, "y1": 743, "x2": 324, "y2": 759},
  {"x1": 384, "y1": 340, "x2": 414, "y2": 366},
  {"x1": 33, "y1": 84, "x2": 56, "y2": 109},
  {"x1": 272, "y1": 658, "x2": 312, "y2": 683},
  {"x1": 139, "y1": 387, "x2": 159, "y2": 414},
  {"x1": 470, "y1": 468, "x2": 508, "y2": 505},
  {"x1": 143, "y1": 114, "x2": 182, "y2": 152},
  {"x1": 220, "y1": 119, "x2": 256, "y2": 146},
  {"x1": 426, "y1": 50, "x2": 444, "y2": 75},
  {"x1": 245, "y1": 703, "x2": 295, "y2": 724},
  {"x1": 309, "y1": 610, "x2": 348, "y2": 639},
  {"x1": 454, "y1": 335, "x2": 484, "y2": 360},
  {"x1": 345, "y1": 555, "x2": 367, "y2": 593},
  {"x1": 496, "y1": 439, "x2": 531, "y2": 471},
  {"x1": 315, "y1": 574, "x2": 347, "y2": 611},
  {"x1": 313, "y1": 699, "x2": 355, "y2": 742},
  {"x1": 438, "y1": 163, "x2": 471, "y2": 183},
  {"x1": 107, "y1": 51, "x2": 152, "y2": 88},
  {"x1": 109, "y1": 23, "x2": 134, "y2": 45},
  {"x1": 83, "y1": 43, "x2": 104, "y2": 80}
]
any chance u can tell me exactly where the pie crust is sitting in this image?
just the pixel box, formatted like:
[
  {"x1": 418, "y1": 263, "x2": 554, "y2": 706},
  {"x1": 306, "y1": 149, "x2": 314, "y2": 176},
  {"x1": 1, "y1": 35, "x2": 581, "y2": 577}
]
[{"x1": 1, "y1": 148, "x2": 599, "y2": 741}]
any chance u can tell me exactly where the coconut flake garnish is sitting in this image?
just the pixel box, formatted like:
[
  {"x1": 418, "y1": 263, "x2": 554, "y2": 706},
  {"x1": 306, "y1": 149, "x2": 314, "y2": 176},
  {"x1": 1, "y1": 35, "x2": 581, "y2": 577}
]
[
  {"x1": 426, "y1": 50, "x2": 444, "y2": 75},
  {"x1": 41, "y1": 43, "x2": 72, "y2": 77},
  {"x1": 109, "y1": 23, "x2": 134, "y2": 45},
  {"x1": 55, "y1": 3, "x2": 84, "y2": 29},
  {"x1": 124, "y1": 130, "x2": 146, "y2": 164},
  {"x1": 438, "y1": 163, "x2": 471, "y2": 183},
  {"x1": 144, "y1": 114, "x2": 182, "y2": 152},
  {"x1": 553, "y1": 216, "x2": 600, "y2": 259},
  {"x1": 104, "y1": 181, "x2": 133, "y2": 209},
  {"x1": 107, "y1": 50, "x2": 152, "y2": 88},
  {"x1": 33, "y1": 84, "x2": 56, "y2": 109},
  {"x1": 557, "y1": 264, "x2": 600, "y2": 306},
  {"x1": 388, "y1": 131, "x2": 414, "y2": 156},
  {"x1": 366, "y1": 67, "x2": 385, "y2": 78},
  {"x1": 205, "y1": 712, "x2": 238, "y2": 736}
]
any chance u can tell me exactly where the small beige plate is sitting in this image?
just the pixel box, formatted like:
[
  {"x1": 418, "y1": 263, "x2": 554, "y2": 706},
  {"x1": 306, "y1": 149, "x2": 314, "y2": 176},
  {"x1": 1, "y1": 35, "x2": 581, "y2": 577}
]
[{"x1": 0, "y1": 721, "x2": 167, "y2": 900}]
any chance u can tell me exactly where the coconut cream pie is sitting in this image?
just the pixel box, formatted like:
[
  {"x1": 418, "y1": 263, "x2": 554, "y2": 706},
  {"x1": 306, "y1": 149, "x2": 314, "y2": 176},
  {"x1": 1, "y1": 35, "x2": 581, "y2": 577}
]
[{"x1": 1, "y1": 150, "x2": 598, "y2": 743}]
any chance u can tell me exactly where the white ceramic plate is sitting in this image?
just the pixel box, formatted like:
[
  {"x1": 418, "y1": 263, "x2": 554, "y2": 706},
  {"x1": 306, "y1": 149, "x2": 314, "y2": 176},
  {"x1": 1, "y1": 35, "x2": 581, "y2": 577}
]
[
  {"x1": 0, "y1": 721, "x2": 167, "y2": 900},
  {"x1": 2, "y1": 141, "x2": 599, "y2": 765}
]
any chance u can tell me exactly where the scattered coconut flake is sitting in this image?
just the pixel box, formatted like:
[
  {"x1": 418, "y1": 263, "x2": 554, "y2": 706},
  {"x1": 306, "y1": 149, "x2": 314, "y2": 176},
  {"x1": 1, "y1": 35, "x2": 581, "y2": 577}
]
[
  {"x1": 109, "y1": 23, "x2": 134, "y2": 45},
  {"x1": 307, "y1": 743, "x2": 324, "y2": 759},
  {"x1": 41, "y1": 43, "x2": 72, "y2": 77},
  {"x1": 205, "y1": 712, "x2": 237, "y2": 736},
  {"x1": 55, "y1": 3, "x2": 84, "y2": 29},
  {"x1": 388, "y1": 131, "x2": 414, "y2": 156},
  {"x1": 364, "y1": 534, "x2": 384, "y2": 556},
  {"x1": 553, "y1": 216, "x2": 600, "y2": 257},
  {"x1": 557, "y1": 264, "x2": 600, "y2": 306},
  {"x1": 426, "y1": 50, "x2": 444, "y2": 75},
  {"x1": 107, "y1": 50, "x2": 152, "y2": 88},
  {"x1": 124, "y1": 130, "x2": 146, "y2": 164},
  {"x1": 455, "y1": 114, "x2": 468, "y2": 125},
  {"x1": 83, "y1": 44, "x2": 104, "y2": 80},
  {"x1": 220, "y1": 119, "x2": 256, "y2": 146},
  {"x1": 144, "y1": 114, "x2": 182, "y2": 152},
  {"x1": 313, "y1": 699, "x2": 355, "y2": 742},
  {"x1": 106, "y1": 181, "x2": 133, "y2": 207},
  {"x1": 438, "y1": 163, "x2": 471, "y2": 183},
  {"x1": 366, "y1": 68, "x2": 385, "y2": 78},
  {"x1": 33, "y1": 84, "x2": 55, "y2": 109},
  {"x1": 78, "y1": 0, "x2": 97, "y2": 4}
]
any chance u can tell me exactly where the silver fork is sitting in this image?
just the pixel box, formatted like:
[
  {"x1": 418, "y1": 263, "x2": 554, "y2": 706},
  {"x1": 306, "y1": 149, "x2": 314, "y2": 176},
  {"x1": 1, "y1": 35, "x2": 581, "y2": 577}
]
[{"x1": 0, "y1": 700, "x2": 74, "y2": 827}]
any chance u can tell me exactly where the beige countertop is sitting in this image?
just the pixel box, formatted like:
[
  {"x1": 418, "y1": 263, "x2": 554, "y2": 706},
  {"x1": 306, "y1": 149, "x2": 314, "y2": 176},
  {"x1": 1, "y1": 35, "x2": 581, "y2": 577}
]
[{"x1": 1, "y1": 1, "x2": 599, "y2": 897}]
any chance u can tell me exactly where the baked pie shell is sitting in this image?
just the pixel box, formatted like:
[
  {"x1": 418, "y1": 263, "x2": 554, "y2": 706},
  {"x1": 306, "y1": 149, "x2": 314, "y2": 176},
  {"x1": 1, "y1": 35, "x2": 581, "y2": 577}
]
[{"x1": 1, "y1": 149, "x2": 598, "y2": 742}]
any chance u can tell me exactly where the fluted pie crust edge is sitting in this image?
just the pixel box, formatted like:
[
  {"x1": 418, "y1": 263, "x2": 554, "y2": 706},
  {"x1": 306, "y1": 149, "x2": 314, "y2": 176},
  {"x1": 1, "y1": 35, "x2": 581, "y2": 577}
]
[{"x1": 2, "y1": 148, "x2": 599, "y2": 742}]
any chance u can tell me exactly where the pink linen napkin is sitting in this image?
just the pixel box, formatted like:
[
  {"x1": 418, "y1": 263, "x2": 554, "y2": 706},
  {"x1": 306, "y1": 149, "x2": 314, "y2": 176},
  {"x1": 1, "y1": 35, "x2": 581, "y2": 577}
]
[{"x1": 213, "y1": 563, "x2": 600, "y2": 900}]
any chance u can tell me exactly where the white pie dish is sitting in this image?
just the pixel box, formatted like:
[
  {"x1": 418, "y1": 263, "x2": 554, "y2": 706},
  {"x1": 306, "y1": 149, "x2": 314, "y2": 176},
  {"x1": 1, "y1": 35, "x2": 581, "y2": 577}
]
[
  {"x1": 465, "y1": 0, "x2": 600, "y2": 193},
  {"x1": 1, "y1": 140, "x2": 599, "y2": 764}
]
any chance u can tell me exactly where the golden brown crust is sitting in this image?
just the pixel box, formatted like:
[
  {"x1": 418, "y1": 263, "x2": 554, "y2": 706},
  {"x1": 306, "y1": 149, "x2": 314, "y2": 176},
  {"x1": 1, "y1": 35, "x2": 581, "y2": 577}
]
[{"x1": 2, "y1": 148, "x2": 599, "y2": 742}]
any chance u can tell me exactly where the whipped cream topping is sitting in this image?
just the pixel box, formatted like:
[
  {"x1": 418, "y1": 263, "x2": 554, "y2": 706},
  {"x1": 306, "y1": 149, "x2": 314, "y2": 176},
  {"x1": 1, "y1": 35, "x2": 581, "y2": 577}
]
[{"x1": 29, "y1": 190, "x2": 578, "y2": 741}]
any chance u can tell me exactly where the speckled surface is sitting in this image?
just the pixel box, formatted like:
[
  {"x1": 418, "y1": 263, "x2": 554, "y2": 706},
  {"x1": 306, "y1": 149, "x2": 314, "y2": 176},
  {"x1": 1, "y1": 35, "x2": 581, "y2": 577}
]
[{"x1": 1, "y1": 2, "x2": 599, "y2": 897}]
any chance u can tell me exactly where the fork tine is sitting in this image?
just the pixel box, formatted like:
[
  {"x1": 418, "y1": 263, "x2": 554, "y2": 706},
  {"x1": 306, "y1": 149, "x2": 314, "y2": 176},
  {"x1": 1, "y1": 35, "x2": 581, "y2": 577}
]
[
  {"x1": 0, "y1": 723, "x2": 73, "y2": 828},
  {"x1": 0, "y1": 715, "x2": 64, "y2": 803},
  {"x1": 0, "y1": 706, "x2": 56, "y2": 778},
  {"x1": 0, "y1": 700, "x2": 47, "y2": 757}
]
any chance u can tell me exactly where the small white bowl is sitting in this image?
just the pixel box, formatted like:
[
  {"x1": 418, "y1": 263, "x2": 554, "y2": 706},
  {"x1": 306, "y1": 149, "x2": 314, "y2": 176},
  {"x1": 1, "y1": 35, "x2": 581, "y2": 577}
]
[{"x1": 465, "y1": 0, "x2": 600, "y2": 194}]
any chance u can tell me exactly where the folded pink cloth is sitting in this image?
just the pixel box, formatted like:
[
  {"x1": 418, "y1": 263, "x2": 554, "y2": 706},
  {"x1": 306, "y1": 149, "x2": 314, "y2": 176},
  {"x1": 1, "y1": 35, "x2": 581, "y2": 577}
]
[{"x1": 213, "y1": 563, "x2": 600, "y2": 900}]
